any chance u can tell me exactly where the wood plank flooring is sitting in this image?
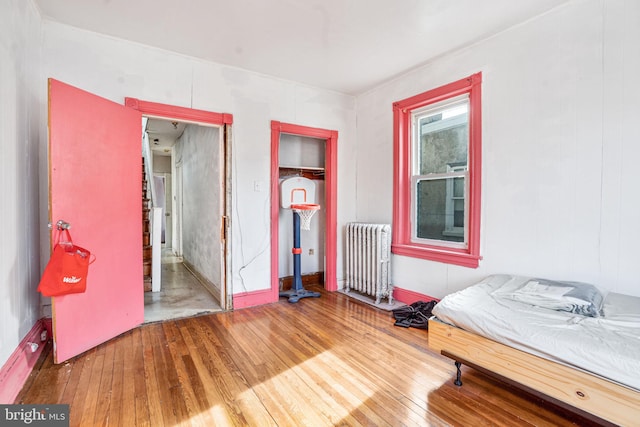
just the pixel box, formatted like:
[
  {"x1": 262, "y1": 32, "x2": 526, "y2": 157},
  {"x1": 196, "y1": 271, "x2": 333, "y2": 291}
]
[{"x1": 17, "y1": 287, "x2": 600, "y2": 426}]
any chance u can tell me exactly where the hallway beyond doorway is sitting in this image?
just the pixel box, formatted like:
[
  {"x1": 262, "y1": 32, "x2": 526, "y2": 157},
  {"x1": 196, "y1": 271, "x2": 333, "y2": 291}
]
[{"x1": 144, "y1": 250, "x2": 222, "y2": 323}]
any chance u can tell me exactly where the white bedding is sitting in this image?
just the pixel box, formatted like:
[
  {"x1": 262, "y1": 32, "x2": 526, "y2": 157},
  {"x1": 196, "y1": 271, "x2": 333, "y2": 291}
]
[{"x1": 431, "y1": 274, "x2": 640, "y2": 391}]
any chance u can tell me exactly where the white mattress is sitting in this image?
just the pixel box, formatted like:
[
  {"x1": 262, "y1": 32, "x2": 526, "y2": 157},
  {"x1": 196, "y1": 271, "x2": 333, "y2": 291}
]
[{"x1": 432, "y1": 275, "x2": 640, "y2": 391}]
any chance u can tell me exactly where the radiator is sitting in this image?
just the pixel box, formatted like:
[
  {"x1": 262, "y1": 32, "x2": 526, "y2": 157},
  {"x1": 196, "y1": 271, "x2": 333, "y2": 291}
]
[{"x1": 345, "y1": 223, "x2": 392, "y2": 304}]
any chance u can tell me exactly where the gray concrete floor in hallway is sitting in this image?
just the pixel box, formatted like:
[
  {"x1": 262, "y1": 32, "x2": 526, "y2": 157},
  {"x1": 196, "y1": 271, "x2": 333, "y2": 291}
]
[{"x1": 143, "y1": 249, "x2": 223, "y2": 323}]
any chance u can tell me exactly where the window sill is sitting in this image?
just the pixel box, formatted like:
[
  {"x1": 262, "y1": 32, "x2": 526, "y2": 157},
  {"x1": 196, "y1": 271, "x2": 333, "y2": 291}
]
[{"x1": 391, "y1": 242, "x2": 481, "y2": 268}]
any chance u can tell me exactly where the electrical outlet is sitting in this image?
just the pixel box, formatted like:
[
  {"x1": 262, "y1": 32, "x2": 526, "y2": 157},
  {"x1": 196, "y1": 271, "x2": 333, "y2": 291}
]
[
  {"x1": 253, "y1": 180, "x2": 263, "y2": 192},
  {"x1": 308, "y1": 248, "x2": 314, "y2": 255}
]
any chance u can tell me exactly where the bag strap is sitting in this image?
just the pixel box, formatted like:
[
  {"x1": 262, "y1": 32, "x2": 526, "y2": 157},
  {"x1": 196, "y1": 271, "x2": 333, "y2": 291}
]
[{"x1": 55, "y1": 228, "x2": 73, "y2": 245}]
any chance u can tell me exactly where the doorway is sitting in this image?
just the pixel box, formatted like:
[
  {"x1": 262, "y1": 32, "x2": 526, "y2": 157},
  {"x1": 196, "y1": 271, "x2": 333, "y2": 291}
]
[
  {"x1": 126, "y1": 98, "x2": 233, "y2": 319},
  {"x1": 270, "y1": 121, "x2": 338, "y2": 301}
]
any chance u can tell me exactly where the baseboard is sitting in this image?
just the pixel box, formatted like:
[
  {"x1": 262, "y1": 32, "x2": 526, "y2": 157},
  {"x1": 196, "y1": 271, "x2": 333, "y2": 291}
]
[
  {"x1": 233, "y1": 288, "x2": 275, "y2": 309},
  {"x1": 392, "y1": 287, "x2": 439, "y2": 305},
  {"x1": 183, "y1": 260, "x2": 221, "y2": 306},
  {"x1": 279, "y1": 271, "x2": 324, "y2": 291},
  {"x1": 0, "y1": 318, "x2": 50, "y2": 403}
]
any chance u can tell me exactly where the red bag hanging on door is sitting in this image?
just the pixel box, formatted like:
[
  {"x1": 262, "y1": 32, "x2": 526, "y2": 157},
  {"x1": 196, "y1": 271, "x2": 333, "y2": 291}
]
[{"x1": 37, "y1": 228, "x2": 94, "y2": 297}]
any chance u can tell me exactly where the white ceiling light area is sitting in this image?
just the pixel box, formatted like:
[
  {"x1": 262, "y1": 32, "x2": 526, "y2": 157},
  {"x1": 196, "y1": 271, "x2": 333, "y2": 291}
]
[{"x1": 33, "y1": 0, "x2": 569, "y2": 95}]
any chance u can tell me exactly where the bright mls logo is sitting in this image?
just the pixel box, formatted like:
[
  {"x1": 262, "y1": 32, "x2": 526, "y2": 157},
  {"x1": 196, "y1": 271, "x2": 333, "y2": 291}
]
[
  {"x1": 62, "y1": 276, "x2": 81, "y2": 284},
  {"x1": 1, "y1": 405, "x2": 69, "y2": 426}
]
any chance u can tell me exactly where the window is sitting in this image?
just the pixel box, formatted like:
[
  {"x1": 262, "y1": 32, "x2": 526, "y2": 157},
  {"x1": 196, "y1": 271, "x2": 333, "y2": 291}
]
[{"x1": 392, "y1": 73, "x2": 482, "y2": 268}]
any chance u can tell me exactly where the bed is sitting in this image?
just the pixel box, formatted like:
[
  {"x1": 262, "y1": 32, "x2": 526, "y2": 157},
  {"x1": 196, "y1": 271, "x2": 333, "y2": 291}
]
[{"x1": 428, "y1": 274, "x2": 640, "y2": 426}]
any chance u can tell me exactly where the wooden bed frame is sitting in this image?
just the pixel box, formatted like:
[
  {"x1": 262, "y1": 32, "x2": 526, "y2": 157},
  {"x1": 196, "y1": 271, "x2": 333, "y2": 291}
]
[{"x1": 428, "y1": 319, "x2": 640, "y2": 426}]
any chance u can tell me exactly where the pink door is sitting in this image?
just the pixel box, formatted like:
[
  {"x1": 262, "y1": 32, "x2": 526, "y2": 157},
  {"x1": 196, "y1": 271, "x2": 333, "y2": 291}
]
[{"x1": 48, "y1": 79, "x2": 143, "y2": 363}]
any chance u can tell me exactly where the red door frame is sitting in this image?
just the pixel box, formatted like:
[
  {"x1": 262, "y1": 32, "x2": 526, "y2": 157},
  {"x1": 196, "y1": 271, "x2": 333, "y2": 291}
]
[
  {"x1": 124, "y1": 98, "x2": 233, "y2": 126},
  {"x1": 270, "y1": 121, "x2": 338, "y2": 301},
  {"x1": 124, "y1": 97, "x2": 233, "y2": 307}
]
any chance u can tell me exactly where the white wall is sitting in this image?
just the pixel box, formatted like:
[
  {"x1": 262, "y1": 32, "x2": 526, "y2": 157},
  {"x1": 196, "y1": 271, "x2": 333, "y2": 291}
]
[
  {"x1": 176, "y1": 124, "x2": 222, "y2": 287},
  {"x1": 279, "y1": 134, "x2": 325, "y2": 168},
  {"x1": 355, "y1": 0, "x2": 640, "y2": 298},
  {"x1": 0, "y1": 0, "x2": 43, "y2": 368},
  {"x1": 152, "y1": 154, "x2": 171, "y2": 174},
  {"x1": 40, "y1": 21, "x2": 357, "y2": 297}
]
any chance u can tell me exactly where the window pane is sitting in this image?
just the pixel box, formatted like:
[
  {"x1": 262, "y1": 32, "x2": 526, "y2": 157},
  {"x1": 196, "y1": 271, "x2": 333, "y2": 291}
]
[
  {"x1": 416, "y1": 177, "x2": 465, "y2": 243},
  {"x1": 453, "y1": 200, "x2": 465, "y2": 227},
  {"x1": 416, "y1": 100, "x2": 469, "y2": 175},
  {"x1": 453, "y1": 176, "x2": 464, "y2": 198}
]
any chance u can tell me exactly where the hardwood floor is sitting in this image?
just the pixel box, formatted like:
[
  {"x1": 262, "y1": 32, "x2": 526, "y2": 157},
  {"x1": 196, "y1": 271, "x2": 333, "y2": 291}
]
[{"x1": 17, "y1": 287, "x2": 600, "y2": 426}]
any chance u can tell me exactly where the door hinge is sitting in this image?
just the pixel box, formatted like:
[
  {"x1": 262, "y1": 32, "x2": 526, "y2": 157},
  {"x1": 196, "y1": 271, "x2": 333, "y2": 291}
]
[{"x1": 221, "y1": 216, "x2": 228, "y2": 241}]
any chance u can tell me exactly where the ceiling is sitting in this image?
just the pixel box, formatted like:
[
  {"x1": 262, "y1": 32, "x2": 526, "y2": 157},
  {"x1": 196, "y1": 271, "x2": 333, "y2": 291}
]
[
  {"x1": 145, "y1": 118, "x2": 186, "y2": 156},
  {"x1": 33, "y1": 0, "x2": 568, "y2": 95}
]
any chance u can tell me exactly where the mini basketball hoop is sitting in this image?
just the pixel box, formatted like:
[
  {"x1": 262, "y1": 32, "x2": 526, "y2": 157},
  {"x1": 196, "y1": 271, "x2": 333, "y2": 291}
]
[{"x1": 291, "y1": 203, "x2": 320, "y2": 231}]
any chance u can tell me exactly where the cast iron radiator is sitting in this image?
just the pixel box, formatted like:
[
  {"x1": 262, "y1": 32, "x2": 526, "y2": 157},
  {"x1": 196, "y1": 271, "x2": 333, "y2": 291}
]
[{"x1": 344, "y1": 223, "x2": 392, "y2": 304}]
